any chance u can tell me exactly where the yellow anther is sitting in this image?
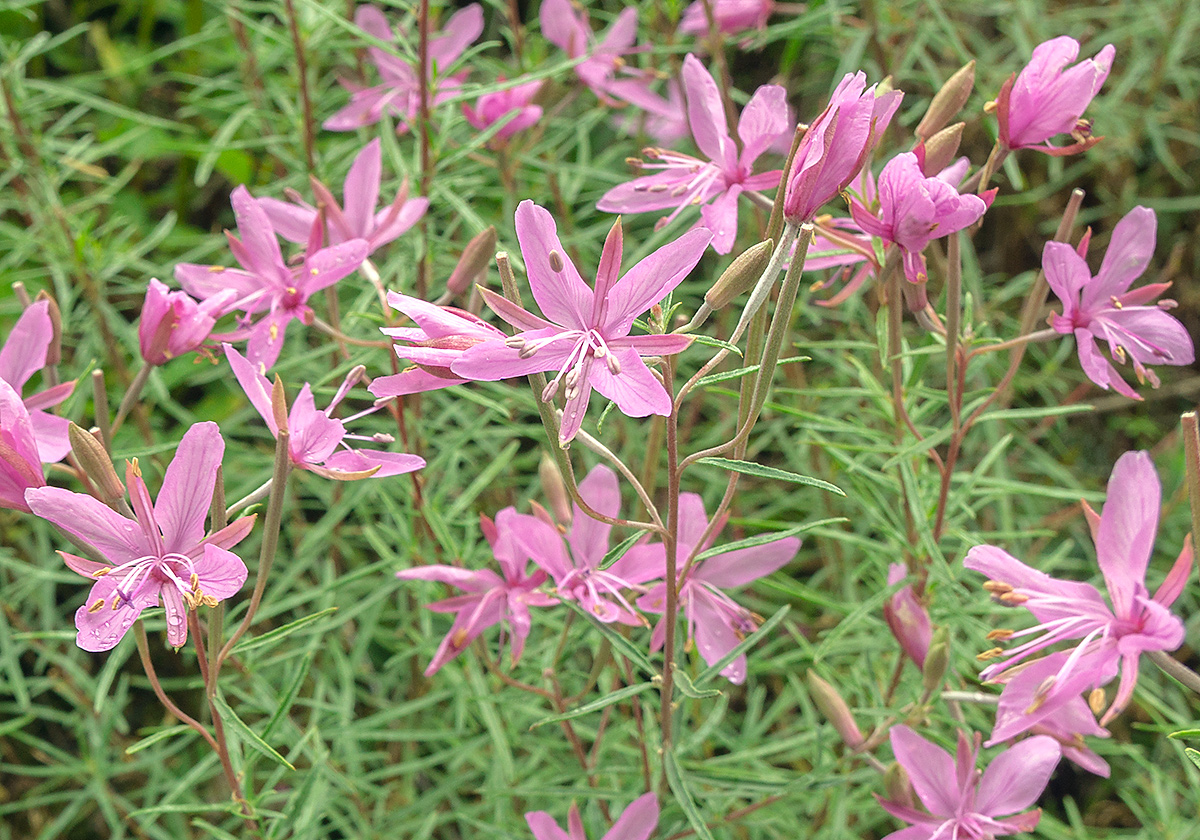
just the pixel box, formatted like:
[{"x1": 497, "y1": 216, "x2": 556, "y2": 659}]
[
  {"x1": 986, "y1": 628, "x2": 1015, "y2": 640},
  {"x1": 88, "y1": 599, "x2": 106, "y2": 613}
]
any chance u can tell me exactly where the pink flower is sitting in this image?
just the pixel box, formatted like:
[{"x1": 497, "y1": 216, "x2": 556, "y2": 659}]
[
  {"x1": 0, "y1": 380, "x2": 46, "y2": 512},
  {"x1": 1044, "y1": 206, "x2": 1193, "y2": 399},
  {"x1": 175, "y1": 186, "x2": 367, "y2": 370},
  {"x1": 451, "y1": 201, "x2": 709, "y2": 445},
  {"x1": 597, "y1": 54, "x2": 788, "y2": 254},
  {"x1": 369, "y1": 291, "x2": 507, "y2": 398},
  {"x1": 883, "y1": 563, "x2": 932, "y2": 670},
  {"x1": 997, "y1": 36, "x2": 1115, "y2": 155},
  {"x1": 463, "y1": 79, "x2": 543, "y2": 139},
  {"x1": 517, "y1": 465, "x2": 663, "y2": 624},
  {"x1": 258, "y1": 140, "x2": 427, "y2": 255},
  {"x1": 225, "y1": 344, "x2": 425, "y2": 480},
  {"x1": 849, "y1": 151, "x2": 989, "y2": 283},
  {"x1": 25, "y1": 422, "x2": 253, "y2": 652},
  {"x1": 782, "y1": 72, "x2": 902, "y2": 224},
  {"x1": 965, "y1": 451, "x2": 1192, "y2": 733},
  {"x1": 878, "y1": 726, "x2": 1060, "y2": 840},
  {"x1": 635, "y1": 493, "x2": 798, "y2": 684},
  {"x1": 2, "y1": 300, "x2": 74, "y2": 462},
  {"x1": 526, "y1": 792, "x2": 658, "y2": 840},
  {"x1": 678, "y1": 0, "x2": 774, "y2": 36},
  {"x1": 324, "y1": 4, "x2": 483, "y2": 132},
  {"x1": 138, "y1": 278, "x2": 234, "y2": 367},
  {"x1": 540, "y1": 0, "x2": 665, "y2": 112},
  {"x1": 396, "y1": 509, "x2": 557, "y2": 675}
]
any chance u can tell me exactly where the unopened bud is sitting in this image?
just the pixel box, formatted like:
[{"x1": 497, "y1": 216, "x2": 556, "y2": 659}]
[
  {"x1": 539, "y1": 454, "x2": 572, "y2": 527},
  {"x1": 704, "y1": 239, "x2": 774, "y2": 310},
  {"x1": 806, "y1": 670, "x2": 864, "y2": 748},
  {"x1": 916, "y1": 61, "x2": 975, "y2": 141},
  {"x1": 34, "y1": 291, "x2": 63, "y2": 365},
  {"x1": 68, "y1": 422, "x2": 124, "y2": 504},
  {"x1": 884, "y1": 762, "x2": 915, "y2": 809},
  {"x1": 921, "y1": 122, "x2": 965, "y2": 176},
  {"x1": 446, "y1": 226, "x2": 498, "y2": 296},
  {"x1": 271, "y1": 375, "x2": 289, "y2": 434},
  {"x1": 875, "y1": 76, "x2": 895, "y2": 98},
  {"x1": 920, "y1": 627, "x2": 950, "y2": 699}
]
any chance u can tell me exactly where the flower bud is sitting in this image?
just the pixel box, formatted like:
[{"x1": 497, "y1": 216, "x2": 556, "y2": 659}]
[
  {"x1": 34, "y1": 291, "x2": 63, "y2": 366},
  {"x1": 446, "y1": 226, "x2": 498, "y2": 296},
  {"x1": 807, "y1": 670, "x2": 864, "y2": 748},
  {"x1": 883, "y1": 563, "x2": 932, "y2": 668},
  {"x1": 68, "y1": 421, "x2": 124, "y2": 505},
  {"x1": 539, "y1": 453, "x2": 572, "y2": 527},
  {"x1": 920, "y1": 626, "x2": 951, "y2": 700},
  {"x1": 915, "y1": 61, "x2": 975, "y2": 141},
  {"x1": 704, "y1": 239, "x2": 774, "y2": 310},
  {"x1": 884, "y1": 761, "x2": 915, "y2": 809},
  {"x1": 920, "y1": 122, "x2": 965, "y2": 177}
]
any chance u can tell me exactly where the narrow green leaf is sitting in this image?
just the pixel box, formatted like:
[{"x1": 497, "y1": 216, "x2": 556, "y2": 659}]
[
  {"x1": 125, "y1": 724, "x2": 195, "y2": 755},
  {"x1": 530, "y1": 682, "x2": 656, "y2": 728},
  {"x1": 695, "y1": 605, "x2": 790, "y2": 687},
  {"x1": 232, "y1": 607, "x2": 337, "y2": 655},
  {"x1": 673, "y1": 669, "x2": 720, "y2": 699},
  {"x1": 696, "y1": 458, "x2": 844, "y2": 495},
  {"x1": 600, "y1": 529, "x2": 650, "y2": 570},
  {"x1": 263, "y1": 650, "x2": 314, "y2": 739},
  {"x1": 693, "y1": 518, "x2": 846, "y2": 562},
  {"x1": 1169, "y1": 729, "x2": 1200, "y2": 740},
  {"x1": 1186, "y1": 748, "x2": 1200, "y2": 773},
  {"x1": 212, "y1": 693, "x2": 296, "y2": 771},
  {"x1": 664, "y1": 750, "x2": 715, "y2": 840},
  {"x1": 563, "y1": 601, "x2": 658, "y2": 678}
]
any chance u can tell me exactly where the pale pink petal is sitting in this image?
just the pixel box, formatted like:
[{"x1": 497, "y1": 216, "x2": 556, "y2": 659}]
[
  {"x1": 889, "y1": 726, "x2": 958, "y2": 817},
  {"x1": 603, "y1": 792, "x2": 658, "y2": 840},
  {"x1": 26, "y1": 486, "x2": 151, "y2": 565},
  {"x1": 568, "y1": 465, "x2": 619, "y2": 569},
  {"x1": 1074, "y1": 330, "x2": 1140, "y2": 399},
  {"x1": 323, "y1": 448, "x2": 425, "y2": 477},
  {"x1": 225, "y1": 344, "x2": 278, "y2": 434},
  {"x1": 975, "y1": 735, "x2": 1061, "y2": 816},
  {"x1": 452, "y1": 334, "x2": 574, "y2": 381},
  {"x1": 698, "y1": 536, "x2": 799, "y2": 588},
  {"x1": 229, "y1": 186, "x2": 285, "y2": 280},
  {"x1": 1153, "y1": 536, "x2": 1192, "y2": 607},
  {"x1": 427, "y1": 4, "x2": 483, "y2": 68},
  {"x1": 587, "y1": 349, "x2": 672, "y2": 417},
  {"x1": 525, "y1": 812, "x2": 573, "y2": 840},
  {"x1": 74, "y1": 576, "x2": 156, "y2": 652},
  {"x1": 257, "y1": 197, "x2": 317, "y2": 244},
  {"x1": 155, "y1": 422, "x2": 223, "y2": 553},
  {"x1": 681, "y1": 55, "x2": 731, "y2": 165},
  {"x1": 963, "y1": 544, "x2": 1111, "y2": 626},
  {"x1": 602, "y1": 227, "x2": 711, "y2": 336},
  {"x1": 303, "y1": 239, "x2": 368, "y2": 294},
  {"x1": 692, "y1": 592, "x2": 747, "y2": 683},
  {"x1": 699, "y1": 185, "x2": 742, "y2": 255},
  {"x1": 737, "y1": 84, "x2": 789, "y2": 165},
  {"x1": 0, "y1": 300, "x2": 52, "y2": 390},
  {"x1": 1086, "y1": 206, "x2": 1156, "y2": 306},
  {"x1": 1042, "y1": 241, "x2": 1090, "y2": 318},
  {"x1": 174, "y1": 265, "x2": 265, "y2": 308},
  {"x1": 1094, "y1": 451, "x2": 1159, "y2": 617},
  {"x1": 515, "y1": 201, "x2": 594, "y2": 328},
  {"x1": 29, "y1": 412, "x2": 71, "y2": 464},
  {"x1": 161, "y1": 585, "x2": 188, "y2": 647},
  {"x1": 343, "y1": 139, "x2": 383, "y2": 237}
]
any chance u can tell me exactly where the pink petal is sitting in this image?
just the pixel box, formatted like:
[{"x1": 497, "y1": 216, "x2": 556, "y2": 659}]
[
  {"x1": 343, "y1": 139, "x2": 383, "y2": 238},
  {"x1": 1042, "y1": 241, "x2": 1089, "y2": 315},
  {"x1": 225, "y1": 344, "x2": 278, "y2": 434},
  {"x1": 587, "y1": 349, "x2": 672, "y2": 417},
  {"x1": 1085, "y1": 206, "x2": 1156, "y2": 307},
  {"x1": 975, "y1": 735, "x2": 1061, "y2": 816},
  {"x1": 303, "y1": 239, "x2": 369, "y2": 295},
  {"x1": 1094, "y1": 451, "x2": 1159, "y2": 618},
  {"x1": 427, "y1": 4, "x2": 483, "y2": 68},
  {"x1": 74, "y1": 576, "x2": 156, "y2": 652},
  {"x1": 156, "y1": 422, "x2": 224, "y2": 553},
  {"x1": 1153, "y1": 535, "x2": 1192, "y2": 607},
  {"x1": 963, "y1": 544, "x2": 1111, "y2": 626},
  {"x1": 568, "y1": 465, "x2": 619, "y2": 568},
  {"x1": 603, "y1": 792, "x2": 659, "y2": 840},
  {"x1": 515, "y1": 201, "x2": 594, "y2": 328},
  {"x1": 525, "y1": 812, "x2": 572, "y2": 840},
  {"x1": 888, "y1": 725, "x2": 959, "y2": 817},
  {"x1": 229, "y1": 186, "x2": 285, "y2": 280},
  {"x1": 698, "y1": 536, "x2": 799, "y2": 588},
  {"x1": 0, "y1": 300, "x2": 52, "y2": 390},
  {"x1": 1074, "y1": 329, "x2": 1141, "y2": 399},
  {"x1": 692, "y1": 592, "x2": 747, "y2": 683},
  {"x1": 602, "y1": 227, "x2": 712, "y2": 336},
  {"x1": 738, "y1": 84, "x2": 790, "y2": 165},
  {"x1": 256, "y1": 197, "x2": 317, "y2": 244},
  {"x1": 26, "y1": 486, "x2": 151, "y2": 565},
  {"x1": 323, "y1": 448, "x2": 425, "y2": 477},
  {"x1": 681, "y1": 54, "x2": 731, "y2": 166},
  {"x1": 700, "y1": 185, "x2": 742, "y2": 255}
]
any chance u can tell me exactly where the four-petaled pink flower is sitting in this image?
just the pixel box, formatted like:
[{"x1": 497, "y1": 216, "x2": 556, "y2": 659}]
[
  {"x1": 849, "y1": 151, "x2": 989, "y2": 284},
  {"x1": 783, "y1": 72, "x2": 902, "y2": 224},
  {"x1": 526, "y1": 792, "x2": 658, "y2": 840},
  {"x1": 25, "y1": 422, "x2": 254, "y2": 652},
  {"x1": 175, "y1": 185, "x2": 368, "y2": 370},
  {"x1": 540, "y1": 0, "x2": 666, "y2": 113},
  {"x1": 965, "y1": 451, "x2": 1192, "y2": 738},
  {"x1": 369, "y1": 291, "x2": 508, "y2": 399},
  {"x1": 463, "y1": 79, "x2": 544, "y2": 140},
  {"x1": 2, "y1": 299, "x2": 74, "y2": 462},
  {"x1": 517, "y1": 465, "x2": 663, "y2": 624},
  {"x1": 635, "y1": 493, "x2": 797, "y2": 684},
  {"x1": 598, "y1": 54, "x2": 788, "y2": 254},
  {"x1": 324, "y1": 4, "x2": 484, "y2": 132},
  {"x1": 878, "y1": 726, "x2": 1060, "y2": 840},
  {"x1": 139, "y1": 278, "x2": 234, "y2": 367},
  {"x1": 226, "y1": 344, "x2": 425, "y2": 480},
  {"x1": 1044, "y1": 205, "x2": 1193, "y2": 399},
  {"x1": 258, "y1": 139, "x2": 428, "y2": 256},
  {"x1": 678, "y1": 0, "x2": 774, "y2": 36},
  {"x1": 883, "y1": 563, "x2": 932, "y2": 670},
  {"x1": 0, "y1": 380, "x2": 46, "y2": 512},
  {"x1": 451, "y1": 201, "x2": 709, "y2": 445},
  {"x1": 997, "y1": 36, "x2": 1115, "y2": 156},
  {"x1": 396, "y1": 508, "x2": 557, "y2": 675}
]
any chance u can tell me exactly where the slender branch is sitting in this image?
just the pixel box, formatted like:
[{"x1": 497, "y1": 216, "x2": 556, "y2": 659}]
[
  {"x1": 1148, "y1": 649, "x2": 1200, "y2": 698},
  {"x1": 1183, "y1": 412, "x2": 1200, "y2": 554},
  {"x1": 283, "y1": 0, "x2": 316, "y2": 171},
  {"x1": 658, "y1": 368, "x2": 680, "y2": 793},
  {"x1": 111, "y1": 363, "x2": 152, "y2": 436},
  {"x1": 573, "y1": 429, "x2": 664, "y2": 530}
]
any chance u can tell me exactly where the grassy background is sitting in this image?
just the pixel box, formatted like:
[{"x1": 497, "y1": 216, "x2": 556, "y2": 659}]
[{"x1": 1, "y1": 0, "x2": 1199, "y2": 837}]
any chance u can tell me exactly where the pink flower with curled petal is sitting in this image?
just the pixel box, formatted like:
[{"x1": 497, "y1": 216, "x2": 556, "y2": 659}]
[
  {"x1": 965, "y1": 451, "x2": 1192, "y2": 736},
  {"x1": 678, "y1": 0, "x2": 774, "y2": 36},
  {"x1": 175, "y1": 186, "x2": 367, "y2": 370},
  {"x1": 225, "y1": 344, "x2": 424, "y2": 481},
  {"x1": 598, "y1": 54, "x2": 788, "y2": 254},
  {"x1": 540, "y1": 0, "x2": 666, "y2": 113},
  {"x1": 451, "y1": 201, "x2": 710, "y2": 445},
  {"x1": 878, "y1": 726, "x2": 1060, "y2": 840},
  {"x1": 783, "y1": 72, "x2": 902, "y2": 224},
  {"x1": 396, "y1": 509, "x2": 557, "y2": 676},
  {"x1": 634, "y1": 493, "x2": 797, "y2": 684},
  {"x1": 997, "y1": 36, "x2": 1115, "y2": 156},
  {"x1": 0, "y1": 380, "x2": 46, "y2": 512},
  {"x1": 368, "y1": 291, "x2": 507, "y2": 398},
  {"x1": 2, "y1": 300, "x2": 74, "y2": 462},
  {"x1": 849, "y1": 152, "x2": 989, "y2": 283},
  {"x1": 1044, "y1": 206, "x2": 1193, "y2": 399},
  {"x1": 526, "y1": 792, "x2": 658, "y2": 840},
  {"x1": 883, "y1": 563, "x2": 932, "y2": 670},
  {"x1": 138, "y1": 278, "x2": 235, "y2": 367},
  {"x1": 324, "y1": 4, "x2": 483, "y2": 133},
  {"x1": 24, "y1": 422, "x2": 253, "y2": 652},
  {"x1": 516, "y1": 465, "x2": 664, "y2": 625},
  {"x1": 258, "y1": 140, "x2": 427, "y2": 256},
  {"x1": 463, "y1": 78, "x2": 543, "y2": 140}
]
